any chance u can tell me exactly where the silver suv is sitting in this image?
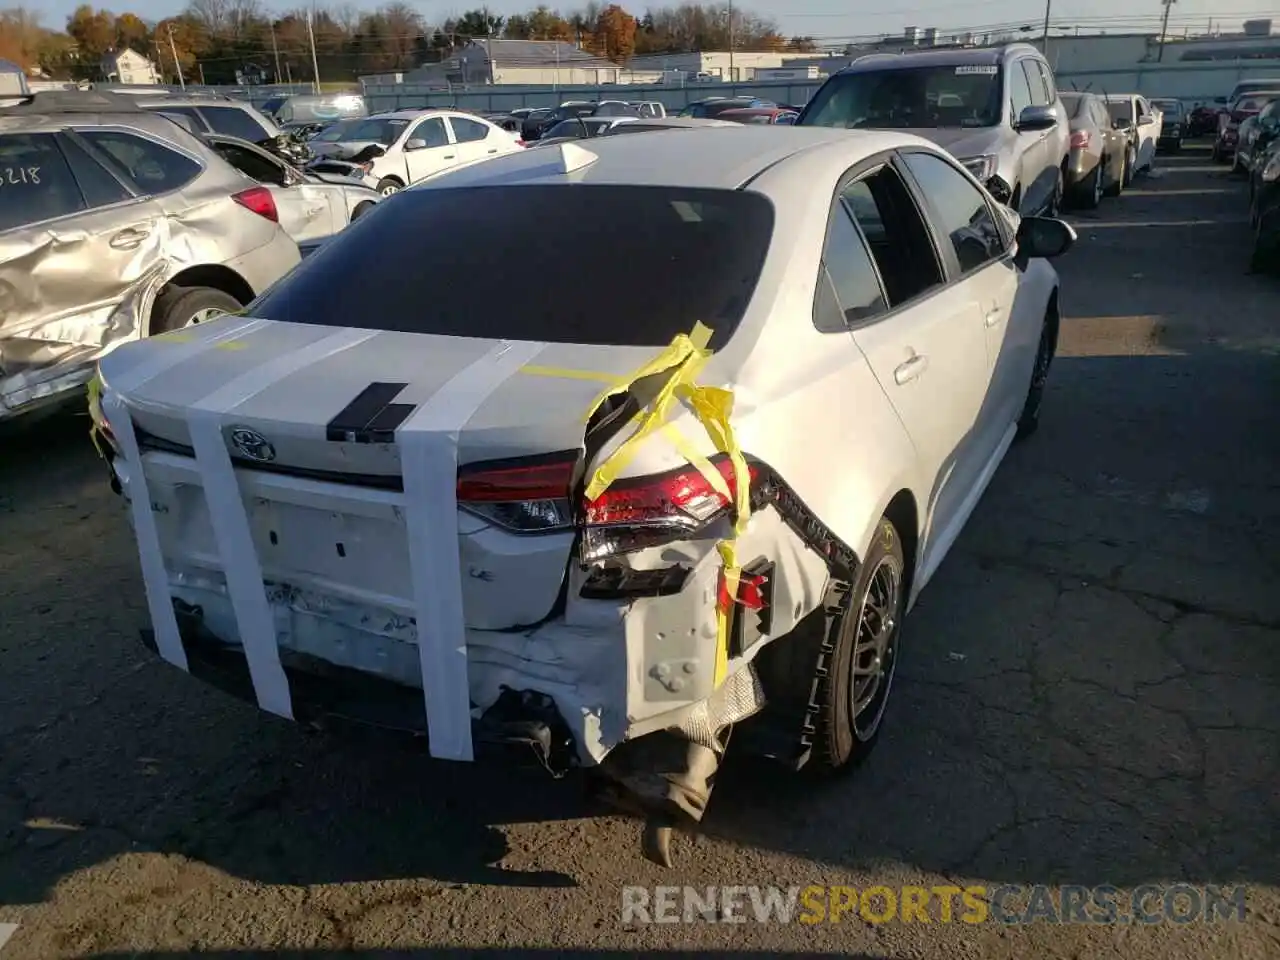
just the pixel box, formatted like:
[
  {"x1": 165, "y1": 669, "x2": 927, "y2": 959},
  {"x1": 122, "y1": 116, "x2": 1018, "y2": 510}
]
[
  {"x1": 0, "y1": 90, "x2": 300, "y2": 421},
  {"x1": 797, "y1": 43, "x2": 1071, "y2": 216}
]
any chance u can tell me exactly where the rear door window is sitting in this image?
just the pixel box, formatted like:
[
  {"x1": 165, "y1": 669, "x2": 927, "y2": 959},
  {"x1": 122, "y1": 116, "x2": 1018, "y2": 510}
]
[
  {"x1": 250, "y1": 184, "x2": 775, "y2": 350},
  {"x1": 841, "y1": 165, "x2": 944, "y2": 306},
  {"x1": 0, "y1": 133, "x2": 86, "y2": 231},
  {"x1": 77, "y1": 130, "x2": 202, "y2": 196},
  {"x1": 817, "y1": 181, "x2": 889, "y2": 332},
  {"x1": 449, "y1": 116, "x2": 492, "y2": 143}
]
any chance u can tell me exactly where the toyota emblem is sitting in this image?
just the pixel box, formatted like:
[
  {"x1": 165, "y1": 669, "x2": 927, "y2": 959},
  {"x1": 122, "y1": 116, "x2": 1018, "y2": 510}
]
[{"x1": 229, "y1": 427, "x2": 276, "y2": 462}]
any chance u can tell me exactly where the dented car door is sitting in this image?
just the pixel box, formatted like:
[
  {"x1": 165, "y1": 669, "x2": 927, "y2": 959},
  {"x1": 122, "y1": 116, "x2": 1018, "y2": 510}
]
[{"x1": 0, "y1": 130, "x2": 166, "y2": 417}]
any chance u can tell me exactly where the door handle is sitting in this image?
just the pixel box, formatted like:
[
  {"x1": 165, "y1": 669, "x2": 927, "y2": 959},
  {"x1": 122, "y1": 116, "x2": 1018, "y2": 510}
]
[
  {"x1": 487, "y1": 148, "x2": 499, "y2": 154},
  {"x1": 109, "y1": 227, "x2": 150, "y2": 250},
  {"x1": 443, "y1": 154, "x2": 455, "y2": 159},
  {"x1": 304, "y1": 205, "x2": 325, "y2": 216},
  {"x1": 985, "y1": 305, "x2": 1004, "y2": 327},
  {"x1": 893, "y1": 354, "x2": 928, "y2": 385}
]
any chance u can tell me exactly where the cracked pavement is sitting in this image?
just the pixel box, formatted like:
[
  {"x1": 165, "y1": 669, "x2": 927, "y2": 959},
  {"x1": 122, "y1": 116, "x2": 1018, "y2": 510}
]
[{"x1": 0, "y1": 144, "x2": 1277, "y2": 959}]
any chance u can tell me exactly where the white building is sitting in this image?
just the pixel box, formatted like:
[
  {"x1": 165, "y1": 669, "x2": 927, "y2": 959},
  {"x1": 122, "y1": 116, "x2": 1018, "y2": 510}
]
[
  {"x1": 398, "y1": 41, "x2": 820, "y2": 87},
  {"x1": 101, "y1": 49, "x2": 159, "y2": 86}
]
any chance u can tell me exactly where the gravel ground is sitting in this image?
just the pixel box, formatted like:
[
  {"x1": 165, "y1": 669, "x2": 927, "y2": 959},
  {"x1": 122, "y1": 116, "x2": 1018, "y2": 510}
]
[{"x1": 1, "y1": 143, "x2": 1277, "y2": 960}]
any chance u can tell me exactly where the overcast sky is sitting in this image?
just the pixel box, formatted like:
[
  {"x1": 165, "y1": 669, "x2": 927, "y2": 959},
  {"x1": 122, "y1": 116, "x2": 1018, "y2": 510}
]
[{"x1": 41, "y1": 0, "x2": 1280, "y2": 43}]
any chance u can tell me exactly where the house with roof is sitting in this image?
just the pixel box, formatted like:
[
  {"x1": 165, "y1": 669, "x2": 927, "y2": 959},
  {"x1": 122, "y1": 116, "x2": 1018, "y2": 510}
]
[
  {"x1": 0, "y1": 59, "x2": 28, "y2": 96},
  {"x1": 101, "y1": 48, "x2": 159, "y2": 85}
]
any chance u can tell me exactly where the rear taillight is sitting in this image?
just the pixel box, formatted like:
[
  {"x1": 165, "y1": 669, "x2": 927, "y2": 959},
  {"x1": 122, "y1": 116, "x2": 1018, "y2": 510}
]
[
  {"x1": 580, "y1": 455, "x2": 759, "y2": 561},
  {"x1": 454, "y1": 452, "x2": 760, "y2": 559},
  {"x1": 232, "y1": 186, "x2": 278, "y2": 222},
  {"x1": 516, "y1": 139, "x2": 527, "y2": 147},
  {"x1": 456, "y1": 457, "x2": 576, "y2": 533},
  {"x1": 1069, "y1": 130, "x2": 1090, "y2": 149}
]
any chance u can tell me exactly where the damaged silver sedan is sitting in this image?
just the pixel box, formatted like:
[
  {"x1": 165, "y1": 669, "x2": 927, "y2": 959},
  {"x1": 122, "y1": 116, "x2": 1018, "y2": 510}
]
[
  {"x1": 0, "y1": 91, "x2": 300, "y2": 421},
  {"x1": 90, "y1": 127, "x2": 1074, "y2": 864}
]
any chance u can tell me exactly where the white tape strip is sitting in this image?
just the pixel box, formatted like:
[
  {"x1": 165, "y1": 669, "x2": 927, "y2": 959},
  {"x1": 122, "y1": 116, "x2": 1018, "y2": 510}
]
[
  {"x1": 104, "y1": 389, "x2": 189, "y2": 673},
  {"x1": 187, "y1": 327, "x2": 379, "y2": 720},
  {"x1": 398, "y1": 339, "x2": 548, "y2": 761},
  {"x1": 107, "y1": 316, "x2": 267, "y2": 394},
  {"x1": 98, "y1": 318, "x2": 265, "y2": 676}
]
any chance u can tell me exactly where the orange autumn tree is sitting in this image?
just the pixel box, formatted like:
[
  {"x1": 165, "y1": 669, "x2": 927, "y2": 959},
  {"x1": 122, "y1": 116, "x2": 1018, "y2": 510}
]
[{"x1": 592, "y1": 4, "x2": 635, "y2": 64}]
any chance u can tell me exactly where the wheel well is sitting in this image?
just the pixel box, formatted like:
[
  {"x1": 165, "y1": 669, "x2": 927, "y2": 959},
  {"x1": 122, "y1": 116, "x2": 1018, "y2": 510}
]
[
  {"x1": 378, "y1": 174, "x2": 405, "y2": 186},
  {"x1": 882, "y1": 490, "x2": 919, "y2": 599},
  {"x1": 150, "y1": 265, "x2": 255, "y2": 336}
]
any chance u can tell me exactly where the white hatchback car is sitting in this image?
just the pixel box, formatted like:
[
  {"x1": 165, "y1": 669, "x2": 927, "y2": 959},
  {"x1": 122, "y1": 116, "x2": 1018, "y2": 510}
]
[
  {"x1": 91, "y1": 127, "x2": 1073, "y2": 863},
  {"x1": 308, "y1": 109, "x2": 523, "y2": 195}
]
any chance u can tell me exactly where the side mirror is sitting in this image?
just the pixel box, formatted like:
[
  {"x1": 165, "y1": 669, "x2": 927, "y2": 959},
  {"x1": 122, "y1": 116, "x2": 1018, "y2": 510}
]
[
  {"x1": 1015, "y1": 104, "x2": 1059, "y2": 132},
  {"x1": 1016, "y1": 216, "x2": 1076, "y2": 265},
  {"x1": 1113, "y1": 117, "x2": 1132, "y2": 131},
  {"x1": 1138, "y1": 114, "x2": 1156, "y2": 127},
  {"x1": 404, "y1": 138, "x2": 427, "y2": 151}
]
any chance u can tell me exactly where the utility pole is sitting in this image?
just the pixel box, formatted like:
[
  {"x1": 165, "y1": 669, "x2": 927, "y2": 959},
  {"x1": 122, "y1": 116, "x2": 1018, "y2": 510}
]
[
  {"x1": 728, "y1": 0, "x2": 735, "y2": 83},
  {"x1": 269, "y1": 20, "x2": 283, "y2": 84},
  {"x1": 167, "y1": 24, "x2": 186, "y2": 89},
  {"x1": 306, "y1": 6, "x2": 321, "y2": 93},
  {"x1": 483, "y1": 7, "x2": 494, "y2": 85},
  {"x1": 1040, "y1": 0, "x2": 1051, "y2": 55},
  {"x1": 1157, "y1": 0, "x2": 1176, "y2": 62}
]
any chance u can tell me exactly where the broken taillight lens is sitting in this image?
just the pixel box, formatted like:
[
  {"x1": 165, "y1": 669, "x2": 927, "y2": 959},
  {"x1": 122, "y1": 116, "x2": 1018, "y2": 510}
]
[
  {"x1": 455, "y1": 452, "x2": 759, "y2": 558},
  {"x1": 456, "y1": 457, "x2": 576, "y2": 533},
  {"x1": 580, "y1": 455, "x2": 759, "y2": 561}
]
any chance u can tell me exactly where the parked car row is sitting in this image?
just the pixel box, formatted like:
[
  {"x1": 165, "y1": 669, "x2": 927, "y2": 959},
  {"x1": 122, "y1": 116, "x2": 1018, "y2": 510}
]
[{"x1": 0, "y1": 89, "x2": 380, "y2": 422}]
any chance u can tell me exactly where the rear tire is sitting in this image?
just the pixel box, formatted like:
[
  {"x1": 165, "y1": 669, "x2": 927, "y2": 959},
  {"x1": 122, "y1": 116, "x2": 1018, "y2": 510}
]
[
  {"x1": 1078, "y1": 163, "x2": 1102, "y2": 209},
  {"x1": 150, "y1": 286, "x2": 242, "y2": 335},
  {"x1": 807, "y1": 518, "x2": 906, "y2": 774},
  {"x1": 1104, "y1": 157, "x2": 1123, "y2": 197},
  {"x1": 1123, "y1": 146, "x2": 1137, "y2": 185},
  {"x1": 375, "y1": 177, "x2": 402, "y2": 196},
  {"x1": 1016, "y1": 311, "x2": 1056, "y2": 440}
]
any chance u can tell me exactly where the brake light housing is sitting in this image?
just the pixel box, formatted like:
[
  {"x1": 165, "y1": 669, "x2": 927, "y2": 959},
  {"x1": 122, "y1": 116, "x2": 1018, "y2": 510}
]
[
  {"x1": 1069, "y1": 130, "x2": 1090, "y2": 149},
  {"x1": 232, "y1": 186, "x2": 279, "y2": 222},
  {"x1": 454, "y1": 452, "x2": 760, "y2": 560},
  {"x1": 580, "y1": 455, "x2": 759, "y2": 562}
]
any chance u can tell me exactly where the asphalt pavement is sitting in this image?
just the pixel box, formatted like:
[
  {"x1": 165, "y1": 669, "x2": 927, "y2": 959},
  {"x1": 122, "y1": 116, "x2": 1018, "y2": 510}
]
[{"x1": 1, "y1": 142, "x2": 1277, "y2": 959}]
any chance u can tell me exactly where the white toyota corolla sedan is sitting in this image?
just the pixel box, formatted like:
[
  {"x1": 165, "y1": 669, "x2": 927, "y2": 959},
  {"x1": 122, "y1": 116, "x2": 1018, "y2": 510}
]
[{"x1": 90, "y1": 125, "x2": 1074, "y2": 863}]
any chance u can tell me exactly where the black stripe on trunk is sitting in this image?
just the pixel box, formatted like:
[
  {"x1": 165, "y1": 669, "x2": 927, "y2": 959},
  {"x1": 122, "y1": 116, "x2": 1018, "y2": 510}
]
[{"x1": 325, "y1": 382, "x2": 413, "y2": 443}]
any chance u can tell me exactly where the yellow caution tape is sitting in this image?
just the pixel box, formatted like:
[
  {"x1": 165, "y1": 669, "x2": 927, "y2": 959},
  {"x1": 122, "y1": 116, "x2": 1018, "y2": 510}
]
[
  {"x1": 86, "y1": 373, "x2": 108, "y2": 460},
  {"x1": 522, "y1": 321, "x2": 750, "y2": 688}
]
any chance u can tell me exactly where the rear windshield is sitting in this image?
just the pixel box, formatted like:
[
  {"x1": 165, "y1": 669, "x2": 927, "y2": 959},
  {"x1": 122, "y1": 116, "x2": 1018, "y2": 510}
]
[
  {"x1": 1058, "y1": 93, "x2": 1084, "y2": 118},
  {"x1": 250, "y1": 184, "x2": 775, "y2": 350}
]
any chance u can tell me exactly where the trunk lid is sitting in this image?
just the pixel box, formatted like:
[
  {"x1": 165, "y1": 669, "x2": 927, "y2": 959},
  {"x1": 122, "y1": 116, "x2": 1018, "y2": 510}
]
[{"x1": 99, "y1": 317, "x2": 685, "y2": 479}]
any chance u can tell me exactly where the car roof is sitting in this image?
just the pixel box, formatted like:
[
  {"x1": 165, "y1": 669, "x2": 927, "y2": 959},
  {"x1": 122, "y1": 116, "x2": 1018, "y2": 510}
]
[
  {"x1": 840, "y1": 43, "x2": 1033, "y2": 73},
  {"x1": 377, "y1": 108, "x2": 471, "y2": 120},
  {"x1": 410, "y1": 125, "x2": 930, "y2": 192},
  {"x1": 719, "y1": 107, "x2": 788, "y2": 116}
]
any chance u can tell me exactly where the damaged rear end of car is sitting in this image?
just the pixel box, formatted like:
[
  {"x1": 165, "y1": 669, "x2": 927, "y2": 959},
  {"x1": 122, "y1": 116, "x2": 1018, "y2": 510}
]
[{"x1": 90, "y1": 171, "x2": 862, "y2": 863}]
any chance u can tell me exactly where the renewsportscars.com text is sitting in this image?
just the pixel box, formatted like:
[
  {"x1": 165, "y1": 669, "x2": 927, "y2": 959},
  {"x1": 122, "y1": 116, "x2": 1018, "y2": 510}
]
[{"x1": 621, "y1": 884, "x2": 1248, "y2": 925}]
